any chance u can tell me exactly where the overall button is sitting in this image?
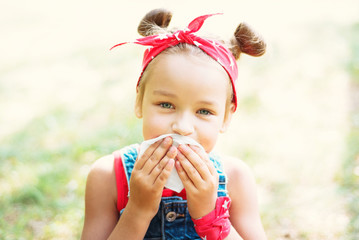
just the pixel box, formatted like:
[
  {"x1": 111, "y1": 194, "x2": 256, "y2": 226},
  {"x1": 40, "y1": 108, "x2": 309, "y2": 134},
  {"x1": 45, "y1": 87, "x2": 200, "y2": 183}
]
[{"x1": 166, "y1": 211, "x2": 177, "y2": 222}]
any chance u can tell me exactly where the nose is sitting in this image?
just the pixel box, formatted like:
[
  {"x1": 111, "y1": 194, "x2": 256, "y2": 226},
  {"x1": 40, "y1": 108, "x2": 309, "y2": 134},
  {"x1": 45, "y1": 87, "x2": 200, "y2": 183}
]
[{"x1": 172, "y1": 112, "x2": 194, "y2": 136}]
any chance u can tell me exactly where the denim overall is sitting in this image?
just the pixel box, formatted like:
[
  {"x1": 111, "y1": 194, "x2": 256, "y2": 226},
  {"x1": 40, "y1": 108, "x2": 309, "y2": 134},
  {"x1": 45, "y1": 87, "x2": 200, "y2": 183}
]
[{"x1": 119, "y1": 144, "x2": 228, "y2": 240}]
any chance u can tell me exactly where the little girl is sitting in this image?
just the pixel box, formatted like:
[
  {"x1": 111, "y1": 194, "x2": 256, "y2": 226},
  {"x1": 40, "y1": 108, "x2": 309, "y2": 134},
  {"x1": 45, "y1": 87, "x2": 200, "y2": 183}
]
[{"x1": 81, "y1": 9, "x2": 267, "y2": 240}]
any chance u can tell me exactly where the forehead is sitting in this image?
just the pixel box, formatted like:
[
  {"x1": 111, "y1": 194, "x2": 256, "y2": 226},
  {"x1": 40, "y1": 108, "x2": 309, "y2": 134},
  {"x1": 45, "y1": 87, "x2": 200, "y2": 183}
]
[{"x1": 147, "y1": 52, "x2": 230, "y2": 93}]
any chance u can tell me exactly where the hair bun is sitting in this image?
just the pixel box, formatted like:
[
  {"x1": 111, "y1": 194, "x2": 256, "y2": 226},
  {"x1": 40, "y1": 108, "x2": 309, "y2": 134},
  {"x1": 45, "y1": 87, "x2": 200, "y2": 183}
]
[
  {"x1": 138, "y1": 9, "x2": 173, "y2": 36},
  {"x1": 230, "y1": 22, "x2": 266, "y2": 59}
]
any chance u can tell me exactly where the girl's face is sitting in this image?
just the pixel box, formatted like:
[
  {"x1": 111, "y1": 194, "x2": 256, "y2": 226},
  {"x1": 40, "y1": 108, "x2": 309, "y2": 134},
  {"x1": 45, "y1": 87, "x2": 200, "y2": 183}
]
[{"x1": 135, "y1": 53, "x2": 234, "y2": 153}]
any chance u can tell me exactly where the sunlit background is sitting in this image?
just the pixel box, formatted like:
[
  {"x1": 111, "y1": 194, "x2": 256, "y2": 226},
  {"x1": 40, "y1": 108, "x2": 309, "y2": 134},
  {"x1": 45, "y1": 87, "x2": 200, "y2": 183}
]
[{"x1": 1, "y1": 0, "x2": 359, "y2": 239}]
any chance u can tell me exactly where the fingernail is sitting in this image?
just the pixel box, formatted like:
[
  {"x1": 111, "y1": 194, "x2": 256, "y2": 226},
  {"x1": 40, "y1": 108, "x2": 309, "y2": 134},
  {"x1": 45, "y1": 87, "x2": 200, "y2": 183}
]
[
  {"x1": 163, "y1": 137, "x2": 171, "y2": 144},
  {"x1": 168, "y1": 158, "x2": 175, "y2": 167},
  {"x1": 175, "y1": 161, "x2": 182, "y2": 170},
  {"x1": 168, "y1": 146, "x2": 177, "y2": 155},
  {"x1": 191, "y1": 145, "x2": 200, "y2": 150}
]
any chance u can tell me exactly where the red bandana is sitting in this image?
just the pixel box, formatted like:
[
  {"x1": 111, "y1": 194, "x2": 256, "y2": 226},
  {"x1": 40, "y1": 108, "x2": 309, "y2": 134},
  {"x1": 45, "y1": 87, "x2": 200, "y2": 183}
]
[{"x1": 111, "y1": 13, "x2": 239, "y2": 111}]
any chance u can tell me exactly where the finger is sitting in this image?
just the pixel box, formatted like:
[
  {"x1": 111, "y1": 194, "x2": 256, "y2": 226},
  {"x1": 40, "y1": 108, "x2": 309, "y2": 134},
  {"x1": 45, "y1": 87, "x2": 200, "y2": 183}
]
[
  {"x1": 153, "y1": 158, "x2": 175, "y2": 189},
  {"x1": 189, "y1": 145, "x2": 217, "y2": 176},
  {"x1": 175, "y1": 160, "x2": 196, "y2": 191},
  {"x1": 176, "y1": 150, "x2": 204, "y2": 188},
  {"x1": 178, "y1": 144, "x2": 211, "y2": 181},
  {"x1": 149, "y1": 146, "x2": 177, "y2": 179},
  {"x1": 135, "y1": 138, "x2": 163, "y2": 170},
  {"x1": 141, "y1": 137, "x2": 173, "y2": 174}
]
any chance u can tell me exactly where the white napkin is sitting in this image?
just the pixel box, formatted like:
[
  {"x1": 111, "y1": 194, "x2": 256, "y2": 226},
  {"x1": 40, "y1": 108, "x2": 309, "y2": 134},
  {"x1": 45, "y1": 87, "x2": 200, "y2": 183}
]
[{"x1": 138, "y1": 134, "x2": 204, "y2": 193}]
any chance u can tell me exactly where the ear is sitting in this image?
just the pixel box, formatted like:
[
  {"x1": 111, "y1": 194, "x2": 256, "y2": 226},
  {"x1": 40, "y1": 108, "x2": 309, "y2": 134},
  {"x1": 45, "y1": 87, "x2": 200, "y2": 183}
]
[
  {"x1": 220, "y1": 103, "x2": 235, "y2": 133},
  {"x1": 135, "y1": 87, "x2": 143, "y2": 118}
]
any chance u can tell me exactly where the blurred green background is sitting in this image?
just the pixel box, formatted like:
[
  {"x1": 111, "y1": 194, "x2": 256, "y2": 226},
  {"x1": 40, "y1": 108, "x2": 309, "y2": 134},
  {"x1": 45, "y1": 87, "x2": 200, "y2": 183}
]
[{"x1": 1, "y1": 0, "x2": 359, "y2": 239}]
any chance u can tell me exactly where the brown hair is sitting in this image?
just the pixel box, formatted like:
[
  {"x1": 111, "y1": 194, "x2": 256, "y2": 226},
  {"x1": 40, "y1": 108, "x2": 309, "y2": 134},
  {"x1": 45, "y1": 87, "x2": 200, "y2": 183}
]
[
  {"x1": 135, "y1": 8, "x2": 266, "y2": 112},
  {"x1": 137, "y1": 8, "x2": 266, "y2": 60}
]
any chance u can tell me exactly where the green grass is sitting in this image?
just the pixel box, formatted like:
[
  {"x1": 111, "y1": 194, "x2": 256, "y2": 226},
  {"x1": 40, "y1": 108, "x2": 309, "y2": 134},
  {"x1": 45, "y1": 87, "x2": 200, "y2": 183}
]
[
  {"x1": 338, "y1": 22, "x2": 359, "y2": 240},
  {"x1": 1, "y1": 15, "x2": 358, "y2": 240},
  {"x1": 340, "y1": 128, "x2": 359, "y2": 240},
  {"x1": 0, "y1": 106, "x2": 142, "y2": 239}
]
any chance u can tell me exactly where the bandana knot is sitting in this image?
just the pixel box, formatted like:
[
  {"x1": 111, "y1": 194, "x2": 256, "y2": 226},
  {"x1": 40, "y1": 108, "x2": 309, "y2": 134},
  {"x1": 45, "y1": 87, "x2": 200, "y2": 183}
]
[{"x1": 174, "y1": 29, "x2": 195, "y2": 44}]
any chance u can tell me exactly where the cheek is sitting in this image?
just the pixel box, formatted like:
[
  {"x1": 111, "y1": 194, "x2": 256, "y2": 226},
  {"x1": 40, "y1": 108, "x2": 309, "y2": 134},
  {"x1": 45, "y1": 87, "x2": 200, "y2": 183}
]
[
  {"x1": 200, "y1": 131, "x2": 218, "y2": 153},
  {"x1": 142, "y1": 113, "x2": 170, "y2": 140},
  {"x1": 197, "y1": 121, "x2": 223, "y2": 153}
]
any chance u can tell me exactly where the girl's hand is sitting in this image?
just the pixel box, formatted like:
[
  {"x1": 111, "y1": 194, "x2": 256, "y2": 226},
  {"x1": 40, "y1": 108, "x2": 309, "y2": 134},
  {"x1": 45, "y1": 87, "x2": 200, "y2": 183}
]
[
  {"x1": 127, "y1": 137, "x2": 177, "y2": 220},
  {"x1": 176, "y1": 145, "x2": 219, "y2": 219}
]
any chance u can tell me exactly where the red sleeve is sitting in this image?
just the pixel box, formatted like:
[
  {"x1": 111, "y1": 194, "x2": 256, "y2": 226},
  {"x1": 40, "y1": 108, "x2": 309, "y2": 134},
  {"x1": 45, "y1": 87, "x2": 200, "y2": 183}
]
[{"x1": 113, "y1": 150, "x2": 129, "y2": 212}]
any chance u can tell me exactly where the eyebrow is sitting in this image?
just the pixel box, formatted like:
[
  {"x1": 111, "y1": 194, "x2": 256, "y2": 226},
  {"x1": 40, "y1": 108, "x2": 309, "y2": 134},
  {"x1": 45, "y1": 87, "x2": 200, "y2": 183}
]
[
  {"x1": 153, "y1": 90, "x2": 177, "y2": 98},
  {"x1": 153, "y1": 90, "x2": 217, "y2": 106},
  {"x1": 198, "y1": 100, "x2": 216, "y2": 106}
]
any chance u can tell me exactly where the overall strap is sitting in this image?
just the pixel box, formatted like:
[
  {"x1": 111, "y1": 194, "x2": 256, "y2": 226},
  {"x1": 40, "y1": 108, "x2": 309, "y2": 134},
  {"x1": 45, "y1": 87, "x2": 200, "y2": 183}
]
[
  {"x1": 113, "y1": 150, "x2": 129, "y2": 213},
  {"x1": 113, "y1": 144, "x2": 139, "y2": 212}
]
